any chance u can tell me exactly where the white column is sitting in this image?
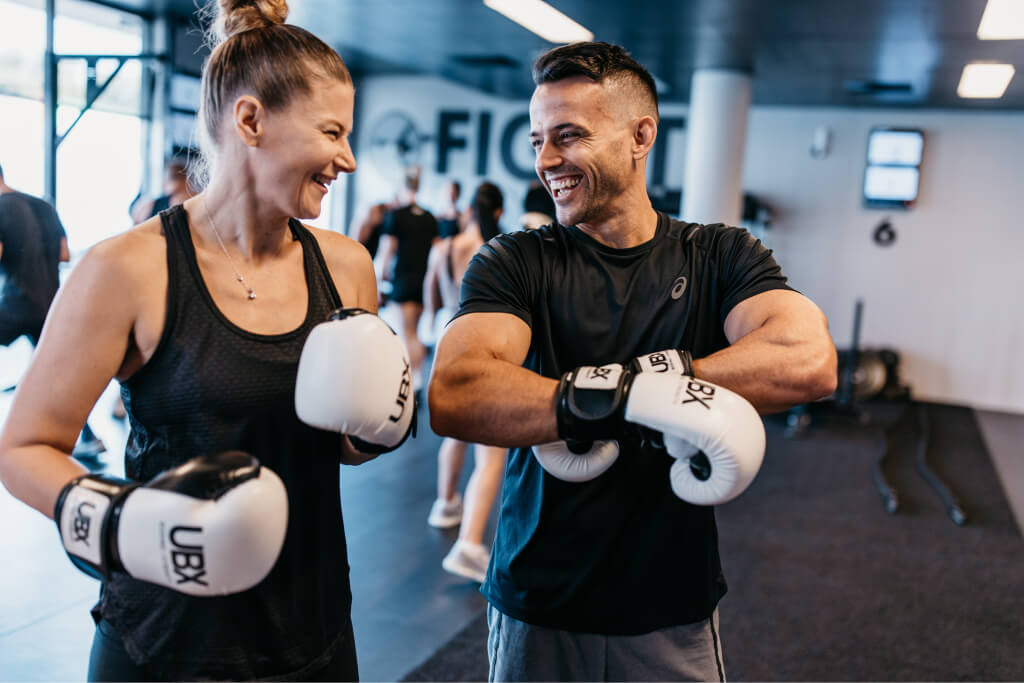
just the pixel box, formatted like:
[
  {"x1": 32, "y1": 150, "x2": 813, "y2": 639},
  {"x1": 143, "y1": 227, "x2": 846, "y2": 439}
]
[{"x1": 680, "y1": 69, "x2": 752, "y2": 226}]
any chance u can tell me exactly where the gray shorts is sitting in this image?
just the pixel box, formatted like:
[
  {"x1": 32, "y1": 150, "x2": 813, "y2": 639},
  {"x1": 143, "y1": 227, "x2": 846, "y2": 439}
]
[{"x1": 487, "y1": 605, "x2": 725, "y2": 682}]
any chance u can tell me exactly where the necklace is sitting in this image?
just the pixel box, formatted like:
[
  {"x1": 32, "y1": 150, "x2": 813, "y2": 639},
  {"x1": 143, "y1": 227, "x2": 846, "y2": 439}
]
[{"x1": 202, "y1": 197, "x2": 256, "y2": 300}]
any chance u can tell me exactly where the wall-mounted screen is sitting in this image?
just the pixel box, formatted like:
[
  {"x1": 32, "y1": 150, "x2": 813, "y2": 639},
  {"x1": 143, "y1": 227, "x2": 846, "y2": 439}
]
[{"x1": 863, "y1": 127, "x2": 923, "y2": 209}]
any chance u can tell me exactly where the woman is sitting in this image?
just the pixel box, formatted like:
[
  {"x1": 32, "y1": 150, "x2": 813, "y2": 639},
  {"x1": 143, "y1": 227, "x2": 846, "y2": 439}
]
[
  {"x1": 422, "y1": 182, "x2": 507, "y2": 583},
  {"x1": 0, "y1": 0, "x2": 378, "y2": 679}
]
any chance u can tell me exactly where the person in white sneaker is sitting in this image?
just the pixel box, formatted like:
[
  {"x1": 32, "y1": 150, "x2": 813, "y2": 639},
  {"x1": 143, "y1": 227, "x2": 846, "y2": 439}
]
[{"x1": 423, "y1": 183, "x2": 507, "y2": 582}]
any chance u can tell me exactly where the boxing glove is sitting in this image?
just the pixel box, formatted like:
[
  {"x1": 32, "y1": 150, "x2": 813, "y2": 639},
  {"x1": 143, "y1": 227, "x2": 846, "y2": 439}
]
[
  {"x1": 532, "y1": 438, "x2": 620, "y2": 482},
  {"x1": 631, "y1": 348, "x2": 762, "y2": 502},
  {"x1": 556, "y1": 364, "x2": 765, "y2": 504},
  {"x1": 295, "y1": 307, "x2": 416, "y2": 453},
  {"x1": 54, "y1": 451, "x2": 288, "y2": 596},
  {"x1": 625, "y1": 373, "x2": 765, "y2": 505}
]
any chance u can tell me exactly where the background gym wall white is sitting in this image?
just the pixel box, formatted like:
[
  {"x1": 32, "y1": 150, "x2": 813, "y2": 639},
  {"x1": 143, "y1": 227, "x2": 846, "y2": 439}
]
[{"x1": 348, "y1": 75, "x2": 1024, "y2": 414}]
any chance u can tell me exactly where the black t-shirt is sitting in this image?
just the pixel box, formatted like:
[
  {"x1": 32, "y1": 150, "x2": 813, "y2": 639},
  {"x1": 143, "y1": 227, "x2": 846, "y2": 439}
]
[
  {"x1": 457, "y1": 212, "x2": 792, "y2": 635},
  {"x1": 0, "y1": 191, "x2": 66, "y2": 317},
  {"x1": 380, "y1": 204, "x2": 438, "y2": 286}
]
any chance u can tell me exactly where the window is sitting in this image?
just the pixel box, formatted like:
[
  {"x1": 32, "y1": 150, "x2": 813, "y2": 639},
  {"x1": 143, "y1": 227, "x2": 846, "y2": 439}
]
[{"x1": 0, "y1": 0, "x2": 146, "y2": 251}]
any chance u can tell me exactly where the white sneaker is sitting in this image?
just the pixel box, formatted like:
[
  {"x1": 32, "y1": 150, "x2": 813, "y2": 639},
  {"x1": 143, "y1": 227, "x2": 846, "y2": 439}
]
[
  {"x1": 427, "y1": 493, "x2": 463, "y2": 528},
  {"x1": 442, "y1": 540, "x2": 490, "y2": 583}
]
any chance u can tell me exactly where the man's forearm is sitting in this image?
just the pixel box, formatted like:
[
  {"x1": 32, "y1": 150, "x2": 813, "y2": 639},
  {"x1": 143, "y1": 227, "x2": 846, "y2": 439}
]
[
  {"x1": 429, "y1": 358, "x2": 559, "y2": 447},
  {"x1": 693, "y1": 331, "x2": 837, "y2": 414}
]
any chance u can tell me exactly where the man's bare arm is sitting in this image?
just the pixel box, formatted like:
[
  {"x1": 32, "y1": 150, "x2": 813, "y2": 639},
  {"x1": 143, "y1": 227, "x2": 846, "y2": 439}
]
[
  {"x1": 693, "y1": 290, "x2": 837, "y2": 414},
  {"x1": 428, "y1": 312, "x2": 559, "y2": 447}
]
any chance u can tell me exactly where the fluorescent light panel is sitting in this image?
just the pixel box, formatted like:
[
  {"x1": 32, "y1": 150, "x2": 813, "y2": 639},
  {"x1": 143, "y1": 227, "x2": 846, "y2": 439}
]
[
  {"x1": 977, "y1": 0, "x2": 1024, "y2": 39},
  {"x1": 484, "y1": 0, "x2": 593, "y2": 44},
  {"x1": 957, "y1": 63, "x2": 1015, "y2": 98}
]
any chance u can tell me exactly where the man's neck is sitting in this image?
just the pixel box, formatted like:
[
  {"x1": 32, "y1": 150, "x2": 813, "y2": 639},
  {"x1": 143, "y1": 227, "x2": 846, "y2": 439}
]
[{"x1": 576, "y1": 199, "x2": 659, "y2": 250}]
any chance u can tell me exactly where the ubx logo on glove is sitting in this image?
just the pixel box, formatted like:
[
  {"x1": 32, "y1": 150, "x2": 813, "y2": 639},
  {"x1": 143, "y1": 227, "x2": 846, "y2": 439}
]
[
  {"x1": 72, "y1": 502, "x2": 95, "y2": 544},
  {"x1": 681, "y1": 379, "x2": 716, "y2": 410}
]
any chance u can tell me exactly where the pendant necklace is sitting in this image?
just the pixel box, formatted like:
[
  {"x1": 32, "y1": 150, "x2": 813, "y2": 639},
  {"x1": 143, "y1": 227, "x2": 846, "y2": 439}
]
[{"x1": 202, "y1": 196, "x2": 256, "y2": 300}]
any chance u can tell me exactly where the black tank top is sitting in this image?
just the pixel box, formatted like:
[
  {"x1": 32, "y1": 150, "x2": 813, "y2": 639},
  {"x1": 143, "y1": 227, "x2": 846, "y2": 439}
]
[{"x1": 100, "y1": 205, "x2": 352, "y2": 680}]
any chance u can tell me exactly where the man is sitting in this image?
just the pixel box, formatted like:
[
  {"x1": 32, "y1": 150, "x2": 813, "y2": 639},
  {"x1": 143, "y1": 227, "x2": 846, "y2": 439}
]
[
  {"x1": 428, "y1": 42, "x2": 837, "y2": 682},
  {"x1": 0, "y1": 162, "x2": 105, "y2": 458},
  {"x1": 375, "y1": 166, "x2": 439, "y2": 392}
]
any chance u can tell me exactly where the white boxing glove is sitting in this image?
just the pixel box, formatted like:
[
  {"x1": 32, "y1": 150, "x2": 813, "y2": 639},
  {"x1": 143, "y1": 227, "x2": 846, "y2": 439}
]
[
  {"x1": 55, "y1": 451, "x2": 288, "y2": 596},
  {"x1": 624, "y1": 374, "x2": 765, "y2": 505},
  {"x1": 295, "y1": 308, "x2": 415, "y2": 453},
  {"x1": 533, "y1": 439, "x2": 620, "y2": 482}
]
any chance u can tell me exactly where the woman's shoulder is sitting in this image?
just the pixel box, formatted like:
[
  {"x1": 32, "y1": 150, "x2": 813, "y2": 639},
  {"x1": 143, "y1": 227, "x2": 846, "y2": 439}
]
[
  {"x1": 304, "y1": 225, "x2": 371, "y2": 269},
  {"x1": 82, "y1": 217, "x2": 168, "y2": 282}
]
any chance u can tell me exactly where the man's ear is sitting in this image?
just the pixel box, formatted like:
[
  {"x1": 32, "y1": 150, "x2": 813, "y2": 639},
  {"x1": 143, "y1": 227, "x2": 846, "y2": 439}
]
[
  {"x1": 632, "y1": 115, "x2": 657, "y2": 160},
  {"x1": 234, "y1": 95, "x2": 265, "y2": 147}
]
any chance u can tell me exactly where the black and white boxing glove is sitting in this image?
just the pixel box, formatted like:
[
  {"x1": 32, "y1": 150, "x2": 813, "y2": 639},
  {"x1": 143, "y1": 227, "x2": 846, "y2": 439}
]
[
  {"x1": 295, "y1": 308, "x2": 416, "y2": 454},
  {"x1": 55, "y1": 451, "x2": 288, "y2": 596},
  {"x1": 554, "y1": 362, "x2": 766, "y2": 505}
]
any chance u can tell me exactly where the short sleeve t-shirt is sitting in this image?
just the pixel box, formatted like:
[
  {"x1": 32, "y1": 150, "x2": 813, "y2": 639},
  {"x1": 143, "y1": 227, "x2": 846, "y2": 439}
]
[
  {"x1": 380, "y1": 204, "x2": 439, "y2": 286},
  {"x1": 0, "y1": 192, "x2": 67, "y2": 317},
  {"x1": 457, "y1": 212, "x2": 792, "y2": 635}
]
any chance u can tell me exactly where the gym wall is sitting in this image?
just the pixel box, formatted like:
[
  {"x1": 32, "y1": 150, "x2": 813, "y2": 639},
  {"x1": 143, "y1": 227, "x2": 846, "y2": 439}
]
[{"x1": 349, "y1": 74, "x2": 1024, "y2": 414}]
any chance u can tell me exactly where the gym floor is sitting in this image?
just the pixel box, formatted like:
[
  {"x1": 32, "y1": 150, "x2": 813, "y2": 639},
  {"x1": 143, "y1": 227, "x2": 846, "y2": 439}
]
[{"x1": 0, "y1": 333, "x2": 1020, "y2": 682}]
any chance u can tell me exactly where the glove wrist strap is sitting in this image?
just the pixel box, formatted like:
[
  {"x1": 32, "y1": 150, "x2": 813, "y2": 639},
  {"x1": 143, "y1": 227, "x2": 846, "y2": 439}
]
[
  {"x1": 55, "y1": 474, "x2": 138, "y2": 580},
  {"x1": 556, "y1": 364, "x2": 633, "y2": 441},
  {"x1": 631, "y1": 349, "x2": 694, "y2": 376}
]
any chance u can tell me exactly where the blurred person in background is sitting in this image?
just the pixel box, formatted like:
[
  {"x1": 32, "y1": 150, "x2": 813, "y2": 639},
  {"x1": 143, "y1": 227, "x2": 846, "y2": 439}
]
[
  {"x1": 375, "y1": 166, "x2": 439, "y2": 393},
  {"x1": 437, "y1": 179, "x2": 462, "y2": 239},
  {"x1": 0, "y1": 161, "x2": 106, "y2": 459},
  {"x1": 422, "y1": 181, "x2": 506, "y2": 582}
]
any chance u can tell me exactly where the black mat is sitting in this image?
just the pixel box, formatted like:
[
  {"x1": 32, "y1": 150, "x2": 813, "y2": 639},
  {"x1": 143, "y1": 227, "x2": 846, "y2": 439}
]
[{"x1": 401, "y1": 403, "x2": 1024, "y2": 681}]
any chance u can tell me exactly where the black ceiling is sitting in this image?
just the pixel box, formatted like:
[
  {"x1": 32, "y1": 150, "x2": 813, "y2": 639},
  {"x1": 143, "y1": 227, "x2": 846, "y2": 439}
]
[{"x1": 98, "y1": 0, "x2": 1024, "y2": 110}]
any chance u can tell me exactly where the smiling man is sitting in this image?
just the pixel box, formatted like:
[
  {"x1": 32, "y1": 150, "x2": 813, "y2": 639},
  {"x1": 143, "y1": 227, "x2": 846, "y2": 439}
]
[{"x1": 428, "y1": 42, "x2": 837, "y2": 682}]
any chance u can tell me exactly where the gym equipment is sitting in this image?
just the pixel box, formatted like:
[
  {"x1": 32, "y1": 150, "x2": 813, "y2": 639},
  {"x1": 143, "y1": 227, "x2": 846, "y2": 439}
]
[{"x1": 787, "y1": 299, "x2": 967, "y2": 525}]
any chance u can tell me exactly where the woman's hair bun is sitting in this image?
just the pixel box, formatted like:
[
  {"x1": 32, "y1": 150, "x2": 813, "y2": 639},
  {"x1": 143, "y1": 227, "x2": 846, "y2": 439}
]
[{"x1": 210, "y1": 0, "x2": 288, "y2": 43}]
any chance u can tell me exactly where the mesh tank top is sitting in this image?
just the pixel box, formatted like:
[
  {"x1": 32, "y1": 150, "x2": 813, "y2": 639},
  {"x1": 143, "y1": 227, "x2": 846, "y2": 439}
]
[{"x1": 99, "y1": 205, "x2": 352, "y2": 680}]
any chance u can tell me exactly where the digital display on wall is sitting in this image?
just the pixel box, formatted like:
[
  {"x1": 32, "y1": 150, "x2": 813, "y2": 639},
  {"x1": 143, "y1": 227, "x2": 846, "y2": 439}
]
[{"x1": 863, "y1": 128, "x2": 924, "y2": 208}]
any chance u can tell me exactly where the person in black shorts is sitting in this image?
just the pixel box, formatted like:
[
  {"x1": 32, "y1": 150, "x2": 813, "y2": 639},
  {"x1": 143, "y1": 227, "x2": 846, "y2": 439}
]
[
  {"x1": 0, "y1": 1, "x2": 405, "y2": 679},
  {"x1": 428, "y1": 42, "x2": 838, "y2": 682},
  {"x1": 422, "y1": 182, "x2": 507, "y2": 583},
  {"x1": 0, "y1": 164, "x2": 106, "y2": 458},
  {"x1": 375, "y1": 167, "x2": 439, "y2": 391},
  {"x1": 0, "y1": 163, "x2": 69, "y2": 347}
]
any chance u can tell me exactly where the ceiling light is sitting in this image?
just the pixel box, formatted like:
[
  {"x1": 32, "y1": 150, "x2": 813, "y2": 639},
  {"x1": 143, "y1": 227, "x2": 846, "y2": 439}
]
[
  {"x1": 484, "y1": 0, "x2": 593, "y2": 44},
  {"x1": 977, "y1": 0, "x2": 1024, "y2": 40},
  {"x1": 957, "y1": 63, "x2": 1016, "y2": 98}
]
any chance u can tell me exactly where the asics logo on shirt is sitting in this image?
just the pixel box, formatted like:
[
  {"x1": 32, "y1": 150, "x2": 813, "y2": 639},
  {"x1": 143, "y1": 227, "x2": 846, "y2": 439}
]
[{"x1": 671, "y1": 276, "x2": 688, "y2": 300}]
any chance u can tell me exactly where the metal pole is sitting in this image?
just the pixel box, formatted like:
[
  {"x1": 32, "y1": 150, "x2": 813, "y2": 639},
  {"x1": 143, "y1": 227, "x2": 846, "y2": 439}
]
[{"x1": 43, "y1": 0, "x2": 57, "y2": 203}]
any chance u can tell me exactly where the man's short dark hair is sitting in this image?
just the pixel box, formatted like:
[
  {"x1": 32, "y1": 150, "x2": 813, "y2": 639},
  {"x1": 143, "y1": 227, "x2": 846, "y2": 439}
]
[{"x1": 532, "y1": 42, "x2": 659, "y2": 121}]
